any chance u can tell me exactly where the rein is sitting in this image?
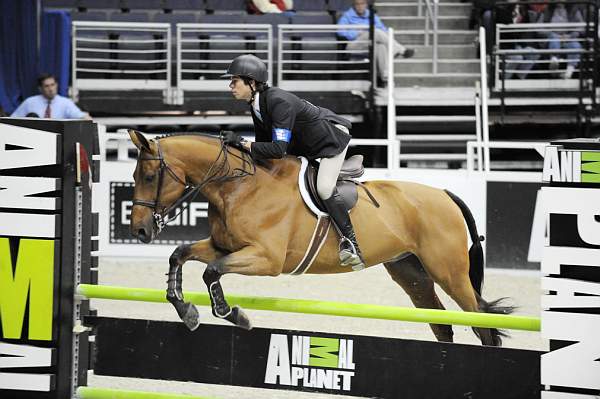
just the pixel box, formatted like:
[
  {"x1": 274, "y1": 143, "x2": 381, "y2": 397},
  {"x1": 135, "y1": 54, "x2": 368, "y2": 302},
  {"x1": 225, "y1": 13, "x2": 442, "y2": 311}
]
[{"x1": 132, "y1": 135, "x2": 255, "y2": 232}]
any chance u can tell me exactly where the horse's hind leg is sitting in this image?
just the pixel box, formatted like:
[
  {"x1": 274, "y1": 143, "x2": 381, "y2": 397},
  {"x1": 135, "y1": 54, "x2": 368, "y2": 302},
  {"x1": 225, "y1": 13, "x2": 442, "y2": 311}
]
[
  {"x1": 419, "y1": 248, "x2": 501, "y2": 346},
  {"x1": 203, "y1": 245, "x2": 282, "y2": 330},
  {"x1": 384, "y1": 255, "x2": 454, "y2": 342}
]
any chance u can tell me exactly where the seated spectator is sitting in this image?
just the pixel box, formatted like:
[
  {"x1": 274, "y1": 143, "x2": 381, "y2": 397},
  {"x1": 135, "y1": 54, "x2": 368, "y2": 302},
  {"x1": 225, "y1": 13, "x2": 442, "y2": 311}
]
[
  {"x1": 477, "y1": 0, "x2": 515, "y2": 55},
  {"x1": 504, "y1": 4, "x2": 540, "y2": 80},
  {"x1": 545, "y1": 3, "x2": 584, "y2": 79},
  {"x1": 11, "y1": 73, "x2": 89, "y2": 119},
  {"x1": 247, "y1": 0, "x2": 293, "y2": 14},
  {"x1": 337, "y1": 0, "x2": 414, "y2": 87}
]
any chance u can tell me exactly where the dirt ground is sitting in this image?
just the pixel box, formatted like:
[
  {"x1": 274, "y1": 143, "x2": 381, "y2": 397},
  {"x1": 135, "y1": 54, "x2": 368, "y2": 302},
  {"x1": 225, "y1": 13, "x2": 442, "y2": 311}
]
[{"x1": 87, "y1": 258, "x2": 546, "y2": 399}]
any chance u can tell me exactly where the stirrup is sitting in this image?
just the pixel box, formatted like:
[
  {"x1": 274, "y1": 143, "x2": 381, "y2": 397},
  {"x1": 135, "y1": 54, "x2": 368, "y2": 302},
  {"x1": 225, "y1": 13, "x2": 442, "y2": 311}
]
[{"x1": 338, "y1": 237, "x2": 365, "y2": 271}]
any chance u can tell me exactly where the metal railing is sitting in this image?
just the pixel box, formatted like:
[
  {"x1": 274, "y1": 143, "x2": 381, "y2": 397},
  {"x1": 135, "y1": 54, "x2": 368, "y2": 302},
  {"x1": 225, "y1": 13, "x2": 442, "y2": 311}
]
[
  {"x1": 72, "y1": 21, "x2": 171, "y2": 100},
  {"x1": 277, "y1": 24, "x2": 371, "y2": 92},
  {"x1": 176, "y1": 23, "x2": 273, "y2": 94},
  {"x1": 494, "y1": 22, "x2": 595, "y2": 90}
]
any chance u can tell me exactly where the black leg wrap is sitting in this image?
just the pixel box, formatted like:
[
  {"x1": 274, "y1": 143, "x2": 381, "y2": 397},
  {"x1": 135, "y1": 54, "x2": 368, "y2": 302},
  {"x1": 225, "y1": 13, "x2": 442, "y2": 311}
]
[
  {"x1": 208, "y1": 280, "x2": 232, "y2": 318},
  {"x1": 165, "y1": 247, "x2": 200, "y2": 331},
  {"x1": 203, "y1": 264, "x2": 252, "y2": 329}
]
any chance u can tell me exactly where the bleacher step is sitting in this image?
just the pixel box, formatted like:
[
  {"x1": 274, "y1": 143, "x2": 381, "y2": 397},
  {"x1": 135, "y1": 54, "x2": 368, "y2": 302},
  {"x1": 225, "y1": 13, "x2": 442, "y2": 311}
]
[
  {"x1": 395, "y1": 58, "x2": 480, "y2": 73},
  {"x1": 377, "y1": 2, "x2": 472, "y2": 17},
  {"x1": 382, "y1": 15, "x2": 470, "y2": 30},
  {"x1": 394, "y1": 72, "x2": 480, "y2": 87},
  {"x1": 394, "y1": 30, "x2": 477, "y2": 45}
]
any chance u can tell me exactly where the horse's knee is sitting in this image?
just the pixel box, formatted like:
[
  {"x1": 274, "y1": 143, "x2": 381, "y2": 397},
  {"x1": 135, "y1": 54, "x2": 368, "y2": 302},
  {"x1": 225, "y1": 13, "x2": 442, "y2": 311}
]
[{"x1": 169, "y1": 244, "x2": 191, "y2": 267}]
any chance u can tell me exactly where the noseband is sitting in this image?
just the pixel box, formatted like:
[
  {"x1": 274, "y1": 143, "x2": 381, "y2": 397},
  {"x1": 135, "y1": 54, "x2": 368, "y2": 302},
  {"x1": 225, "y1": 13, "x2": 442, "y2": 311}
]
[{"x1": 132, "y1": 135, "x2": 255, "y2": 233}]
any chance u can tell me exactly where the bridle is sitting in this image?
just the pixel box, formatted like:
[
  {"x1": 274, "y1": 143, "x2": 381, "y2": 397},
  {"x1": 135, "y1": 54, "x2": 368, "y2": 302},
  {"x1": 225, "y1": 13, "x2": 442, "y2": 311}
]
[{"x1": 132, "y1": 135, "x2": 255, "y2": 234}]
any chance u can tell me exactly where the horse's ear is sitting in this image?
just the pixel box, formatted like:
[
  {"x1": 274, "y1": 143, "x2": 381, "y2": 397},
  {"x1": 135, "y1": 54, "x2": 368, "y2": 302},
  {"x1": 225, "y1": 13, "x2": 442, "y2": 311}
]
[{"x1": 129, "y1": 129, "x2": 150, "y2": 152}]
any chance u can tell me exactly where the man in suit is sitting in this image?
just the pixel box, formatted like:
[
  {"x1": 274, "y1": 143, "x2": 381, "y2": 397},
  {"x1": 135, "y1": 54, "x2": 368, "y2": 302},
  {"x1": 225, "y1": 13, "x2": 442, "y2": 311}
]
[{"x1": 221, "y1": 54, "x2": 365, "y2": 269}]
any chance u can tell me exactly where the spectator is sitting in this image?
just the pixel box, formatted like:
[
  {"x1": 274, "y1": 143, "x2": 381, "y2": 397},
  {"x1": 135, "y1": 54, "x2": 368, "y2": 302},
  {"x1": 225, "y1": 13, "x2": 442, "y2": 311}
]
[
  {"x1": 337, "y1": 0, "x2": 414, "y2": 87},
  {"x1": 544, "y1": 3, "x2": 584, "y2": 79},
  {"x1": 11, "y1": 73, "x2": 89, "y2": 119},
  {"x1": 26, "y1": 112, "x2": 40, "y2": 117},
  {"x1": 504, "y1": 4, "x2": 540, "y2": 80},
  {"x1": 247, "y1": 0, "x2": 293, "y2": 14}
]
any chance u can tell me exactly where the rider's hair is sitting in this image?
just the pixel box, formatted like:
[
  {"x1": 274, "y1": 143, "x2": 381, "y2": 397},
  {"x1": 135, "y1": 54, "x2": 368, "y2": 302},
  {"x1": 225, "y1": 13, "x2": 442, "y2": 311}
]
[{"x1": 242, "y1": 77, "x2": 269, "y2": 104}]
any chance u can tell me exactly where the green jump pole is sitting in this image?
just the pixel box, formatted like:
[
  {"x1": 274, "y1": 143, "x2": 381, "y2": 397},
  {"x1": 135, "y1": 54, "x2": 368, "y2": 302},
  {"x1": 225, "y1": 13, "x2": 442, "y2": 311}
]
[
  {"x1": 76, "y1": 283, "x2": 541, "y2": 332},
  {"x1": 76, "y1": 387, "x2": 216, "y2": 399}
]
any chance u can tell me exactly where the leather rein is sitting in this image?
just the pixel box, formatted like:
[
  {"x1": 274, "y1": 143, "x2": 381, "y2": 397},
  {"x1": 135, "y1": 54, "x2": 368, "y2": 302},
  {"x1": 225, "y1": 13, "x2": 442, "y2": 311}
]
[{"x1": 132, "y1": 136, "x2": 255, "y2": 233}]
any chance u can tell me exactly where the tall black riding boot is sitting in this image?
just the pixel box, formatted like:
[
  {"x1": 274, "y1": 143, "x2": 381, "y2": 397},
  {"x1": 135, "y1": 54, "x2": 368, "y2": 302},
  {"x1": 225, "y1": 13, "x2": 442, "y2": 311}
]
[{"x1": 322, "y1": 189, "x2": 365, "y2": 270}]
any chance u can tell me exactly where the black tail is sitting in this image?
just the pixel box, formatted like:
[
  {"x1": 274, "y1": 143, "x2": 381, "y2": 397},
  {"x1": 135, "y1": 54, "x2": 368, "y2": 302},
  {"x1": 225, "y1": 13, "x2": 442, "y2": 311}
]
[{"x1": 444, "y1": 190, "x2": 485, "y2": 296}]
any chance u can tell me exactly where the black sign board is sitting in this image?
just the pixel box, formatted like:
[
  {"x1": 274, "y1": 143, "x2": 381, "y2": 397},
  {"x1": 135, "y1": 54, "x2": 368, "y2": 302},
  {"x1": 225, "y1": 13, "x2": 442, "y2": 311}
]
[{"x1": 110, "y1": 182, "x2": 210, "y2": 244}]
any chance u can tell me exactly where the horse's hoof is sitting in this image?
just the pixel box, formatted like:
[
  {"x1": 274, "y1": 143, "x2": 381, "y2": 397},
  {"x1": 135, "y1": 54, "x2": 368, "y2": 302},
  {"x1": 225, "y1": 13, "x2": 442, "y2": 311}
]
[
  {"x1": 231, "y1": 306, "x2": 252, "y2": 330},
  {"x1": 182, "y1": 302, "x2": 200, "y2": 331}
]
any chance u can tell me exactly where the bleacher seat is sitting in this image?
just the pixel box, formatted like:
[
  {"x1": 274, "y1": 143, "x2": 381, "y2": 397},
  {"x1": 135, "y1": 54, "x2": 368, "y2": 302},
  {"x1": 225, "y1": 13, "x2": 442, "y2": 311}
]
[
  {"x1": 245, "y1": 13, "x2": 290, "y2": 37},
  {"x1": 154, "y1": 11, "x2": 199, "y2": 26},
  {"x1": 110, "y1": 11, "x2": 151, "y2": 22},
  {"x1": 79, "y1": 0, "x2": 121, "y2": 9},
  {"x1": 205, "y1": 0, "x2": 246, "y2": 14},
  {"x1": 289, "y1": 14, "x2": 338, "y2": 75},
  {"x1": 43, "y1": 0, "x2": 78, "y2": 9},
  {"x1": 71, "y1": 10, "x2": 109, "y2": 21},
  {"x1": 121, "y1": 0, "x2": 164, "y2": 10},
  {"x1": 294, "y1": 0, "x2": 328, "y2": 12},
  {"x1": 290, "y1": 13, "x2": 334, "y2": 27},
  {"x1": 163, "y1": 0, "x2": 205, "y2": 10},
  {"x1": 327, "y1": 0, "x2": 352, "y2": 13}
]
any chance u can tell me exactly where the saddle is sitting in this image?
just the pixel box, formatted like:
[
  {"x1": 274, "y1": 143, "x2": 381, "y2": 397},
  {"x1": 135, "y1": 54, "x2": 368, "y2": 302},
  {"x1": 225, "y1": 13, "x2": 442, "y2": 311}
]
[{"x1": 299, "y1": 155, "x2": 378, "y2": 215}]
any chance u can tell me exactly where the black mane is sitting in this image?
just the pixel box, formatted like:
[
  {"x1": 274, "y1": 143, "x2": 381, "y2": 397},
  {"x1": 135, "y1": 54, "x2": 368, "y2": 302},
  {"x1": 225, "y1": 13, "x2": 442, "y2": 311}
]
[{"x1": 153, "y1": 132, "x2": 221, "y2": 141}]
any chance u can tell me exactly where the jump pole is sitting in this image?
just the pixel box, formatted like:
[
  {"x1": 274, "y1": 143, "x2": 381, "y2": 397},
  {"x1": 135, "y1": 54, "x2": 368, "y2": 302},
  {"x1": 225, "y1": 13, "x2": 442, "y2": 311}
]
[
  {"x1": 76, "y1": 387, "x2": 215, "y2": 399},
  {"x1": 76, "y1": 284, "x2": 541, "y2": 332}
]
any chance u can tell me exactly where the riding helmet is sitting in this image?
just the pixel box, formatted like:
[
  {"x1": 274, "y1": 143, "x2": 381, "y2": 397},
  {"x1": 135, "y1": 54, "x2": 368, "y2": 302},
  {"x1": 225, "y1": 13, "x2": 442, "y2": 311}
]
[{"x1": 221, "y1": 54, "x2": 268, "y2": 83}]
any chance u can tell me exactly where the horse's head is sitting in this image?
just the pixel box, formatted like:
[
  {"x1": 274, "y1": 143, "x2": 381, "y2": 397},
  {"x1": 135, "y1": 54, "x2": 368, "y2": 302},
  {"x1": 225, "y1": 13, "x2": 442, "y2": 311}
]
[{"x1": 128, "y1": 130, "x2": 187, "y2": 243}]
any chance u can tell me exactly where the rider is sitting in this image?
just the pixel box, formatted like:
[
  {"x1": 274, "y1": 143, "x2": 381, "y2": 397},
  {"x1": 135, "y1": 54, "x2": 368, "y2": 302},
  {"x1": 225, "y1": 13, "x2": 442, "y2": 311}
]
[{"x1": 221, "y1": 54, "x2": 365, "y2": 269}]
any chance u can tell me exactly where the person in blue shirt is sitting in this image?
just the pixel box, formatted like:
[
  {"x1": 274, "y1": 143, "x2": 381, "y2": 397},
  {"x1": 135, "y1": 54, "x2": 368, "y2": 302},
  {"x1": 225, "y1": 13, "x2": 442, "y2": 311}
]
[
  {"x1": 11, "y1": 73, "x2": 88, "y2": 119},
  {"x1": 337, "y1": 0, "x2": 414, "y2": 87}
]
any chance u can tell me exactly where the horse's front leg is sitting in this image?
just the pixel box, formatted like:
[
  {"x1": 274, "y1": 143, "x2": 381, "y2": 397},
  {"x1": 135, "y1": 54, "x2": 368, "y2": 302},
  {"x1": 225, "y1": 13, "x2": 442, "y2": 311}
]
[
  {"x1": 166, "y1": 237, "x2": 224, "y2": 331},
  {"x1": 203, "y1": 246, "x2": 282, "y2": 330}
]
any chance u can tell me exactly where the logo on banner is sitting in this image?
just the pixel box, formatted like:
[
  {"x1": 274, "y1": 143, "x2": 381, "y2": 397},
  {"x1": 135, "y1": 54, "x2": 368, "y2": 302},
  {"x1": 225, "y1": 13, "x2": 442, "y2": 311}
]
[
  {"x1": 264, "y1": 334, "x2": 355, "y2": 391},
  {"x1": 0, "y1": 122, "x2": 60, "y2": 392},
  {"x1": 110, "y1": 182, "x2": 210, "y2": 244},
  {"x1": 543, "y1": 146, "x2": 600, "y2": 183}
]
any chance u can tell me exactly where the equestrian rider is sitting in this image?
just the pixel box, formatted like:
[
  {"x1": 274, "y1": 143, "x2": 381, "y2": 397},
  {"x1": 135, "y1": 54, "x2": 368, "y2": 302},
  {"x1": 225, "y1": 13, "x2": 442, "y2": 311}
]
[{"x1": 221, "y1": 54, "x2": 365, "y2": 269}]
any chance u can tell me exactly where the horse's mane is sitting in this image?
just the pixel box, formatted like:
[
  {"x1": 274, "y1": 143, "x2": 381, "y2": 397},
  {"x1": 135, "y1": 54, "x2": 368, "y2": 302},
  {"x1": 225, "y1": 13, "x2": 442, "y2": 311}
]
[{"x1": 153, "y1": 132, "x2": 221, "y2": 141}]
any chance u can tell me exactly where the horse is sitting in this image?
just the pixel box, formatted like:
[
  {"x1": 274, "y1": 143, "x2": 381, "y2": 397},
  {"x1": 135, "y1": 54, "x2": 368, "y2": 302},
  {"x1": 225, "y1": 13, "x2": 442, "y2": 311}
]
[{"x1": 127, "y1": 130, "x2": 514, "y2": 346}]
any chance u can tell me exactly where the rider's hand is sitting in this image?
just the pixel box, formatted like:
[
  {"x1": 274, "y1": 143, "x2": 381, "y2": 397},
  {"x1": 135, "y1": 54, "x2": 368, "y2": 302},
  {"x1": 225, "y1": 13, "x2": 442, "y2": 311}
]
[{"x1": 221, "y1": 130, "x2": 244, "y2": 148}]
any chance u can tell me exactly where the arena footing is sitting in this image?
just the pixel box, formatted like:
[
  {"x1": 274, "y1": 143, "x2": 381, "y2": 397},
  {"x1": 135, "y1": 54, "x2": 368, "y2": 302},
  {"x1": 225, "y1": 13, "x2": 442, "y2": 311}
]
[{"x1": 87, "y1": 316, "x2": 542, "y2": 399}]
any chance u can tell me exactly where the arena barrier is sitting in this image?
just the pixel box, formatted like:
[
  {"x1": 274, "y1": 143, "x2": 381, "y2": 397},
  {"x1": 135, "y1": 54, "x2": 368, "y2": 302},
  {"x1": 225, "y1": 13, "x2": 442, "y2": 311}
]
[{"x1": 2, "y1": 121, "x2": 597, "y2": 398}]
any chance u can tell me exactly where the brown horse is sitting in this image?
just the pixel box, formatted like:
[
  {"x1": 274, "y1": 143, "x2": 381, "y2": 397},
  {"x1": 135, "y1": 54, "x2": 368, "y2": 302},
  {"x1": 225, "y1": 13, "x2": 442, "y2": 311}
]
[{"x1": 128, "y1": 130, "x2": 513, "y2": 346}]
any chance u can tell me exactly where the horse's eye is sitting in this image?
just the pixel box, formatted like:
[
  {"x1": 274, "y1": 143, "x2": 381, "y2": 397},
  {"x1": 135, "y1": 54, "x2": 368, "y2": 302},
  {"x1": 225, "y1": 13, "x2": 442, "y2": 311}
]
[{"x1": 144, "y1": 175, "x2": 155, "y2": 183}]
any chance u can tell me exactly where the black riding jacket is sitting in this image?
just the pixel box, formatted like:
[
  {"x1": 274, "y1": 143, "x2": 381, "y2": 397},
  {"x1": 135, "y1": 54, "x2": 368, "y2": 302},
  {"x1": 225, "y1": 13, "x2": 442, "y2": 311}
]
[{"x1": 250, "y1": 87, "x2": 352, "y2": 161}]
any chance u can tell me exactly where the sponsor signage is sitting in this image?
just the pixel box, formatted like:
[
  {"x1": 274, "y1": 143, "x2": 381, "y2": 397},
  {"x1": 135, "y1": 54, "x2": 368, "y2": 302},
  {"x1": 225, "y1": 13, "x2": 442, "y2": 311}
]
[
  {"x1": 541, "y1": 139, "x2": 600, "y2": 398},
  {"x1": 0, "y1": 122, "x2": 61, "y2": 395},
  {"x1": 264, "y1": 334, "x2": 355, "y2": 391},
  {"x1": 110, "y1": 182, "x2": 210, "y2": 244},
  {"x1": 543, "y1": 143, "x2": 600, "y2": 183},
  {"x1": 0, "y1": 118, "x2": 97, "y2": 399}
]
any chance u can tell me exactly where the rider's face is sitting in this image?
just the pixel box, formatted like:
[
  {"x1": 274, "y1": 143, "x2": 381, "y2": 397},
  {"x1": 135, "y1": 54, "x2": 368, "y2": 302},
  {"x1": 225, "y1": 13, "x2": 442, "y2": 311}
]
[{"x1": 229, "y1": 77, "x2": 254, "y2": 101}]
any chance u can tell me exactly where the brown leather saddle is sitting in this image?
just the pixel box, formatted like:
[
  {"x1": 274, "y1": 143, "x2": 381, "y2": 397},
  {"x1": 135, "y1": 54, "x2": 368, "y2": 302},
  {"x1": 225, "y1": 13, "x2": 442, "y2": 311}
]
[{"x1": 305, "y1": 154, "x2": 369, "y2": 212}]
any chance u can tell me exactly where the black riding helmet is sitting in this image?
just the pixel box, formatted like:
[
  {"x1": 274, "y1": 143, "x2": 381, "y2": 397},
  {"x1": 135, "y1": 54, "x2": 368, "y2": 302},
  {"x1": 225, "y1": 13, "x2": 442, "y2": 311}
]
[{"x1": 221, "y1": 54, "x2": 268, "y2": 83}]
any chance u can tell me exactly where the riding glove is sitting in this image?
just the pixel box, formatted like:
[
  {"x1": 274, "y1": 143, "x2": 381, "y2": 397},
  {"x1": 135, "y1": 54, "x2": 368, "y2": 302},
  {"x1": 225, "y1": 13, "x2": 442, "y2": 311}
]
[{"x1": 221, "y1": 131, "x2": 244, "y2": 148}]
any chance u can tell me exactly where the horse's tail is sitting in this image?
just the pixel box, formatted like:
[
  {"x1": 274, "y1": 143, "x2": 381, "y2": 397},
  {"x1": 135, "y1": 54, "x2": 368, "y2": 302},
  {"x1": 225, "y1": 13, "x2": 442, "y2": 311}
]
[{"x1": 443, "y1": 189, "x2": 485, "y2": 296}]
